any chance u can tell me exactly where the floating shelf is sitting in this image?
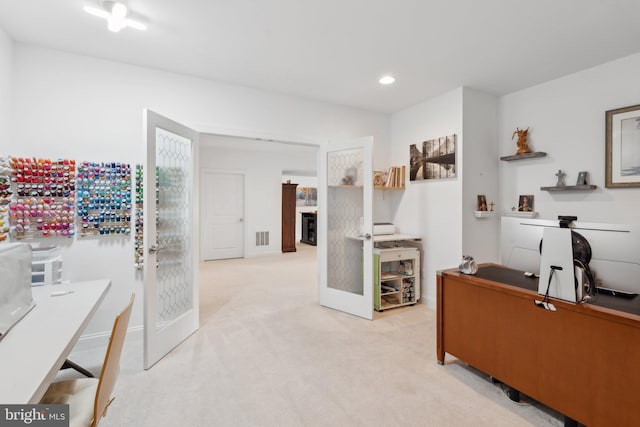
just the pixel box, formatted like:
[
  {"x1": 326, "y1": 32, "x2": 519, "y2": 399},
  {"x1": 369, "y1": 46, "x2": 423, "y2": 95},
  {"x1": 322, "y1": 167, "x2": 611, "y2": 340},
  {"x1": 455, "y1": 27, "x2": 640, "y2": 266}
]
[
  {"x1": 473, "y1": 211, "x2": 495, "y2": 218},
  {"x1": 503, "y1": 211, "x2": 538, "y2": 218},
  {"x1": 540, "y1": 185, "x2": 597, "y2": 192},
  {"x1": 500, "y1": 152, "x2": 547, "y2": 161},
  {"x1": 329, "y1": 185, "x2": 406, "y2": 190},
  {"x1": 374, "y1": 185, "x2": 405, "y2": 190}
]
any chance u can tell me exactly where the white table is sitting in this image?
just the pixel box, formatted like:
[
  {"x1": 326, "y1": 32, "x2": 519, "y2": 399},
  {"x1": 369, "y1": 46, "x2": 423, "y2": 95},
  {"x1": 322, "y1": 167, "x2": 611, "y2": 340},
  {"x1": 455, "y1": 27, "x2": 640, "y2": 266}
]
[{"x1": 0, "y1": 280, "x2": 111, "y2": 404}]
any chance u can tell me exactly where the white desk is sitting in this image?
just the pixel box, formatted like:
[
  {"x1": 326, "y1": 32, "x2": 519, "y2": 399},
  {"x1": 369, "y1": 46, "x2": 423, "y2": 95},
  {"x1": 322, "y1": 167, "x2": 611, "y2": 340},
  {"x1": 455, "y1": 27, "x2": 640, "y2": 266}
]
[{"x1": 0, "y1": 280, "x2": 111, "y2": 404}]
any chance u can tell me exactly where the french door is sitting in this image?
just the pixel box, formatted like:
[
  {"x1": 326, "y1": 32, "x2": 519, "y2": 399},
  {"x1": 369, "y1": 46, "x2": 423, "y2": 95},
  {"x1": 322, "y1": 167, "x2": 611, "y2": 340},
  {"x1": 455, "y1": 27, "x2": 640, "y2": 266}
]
[
  {"x1": 143, "y1": 110, "x2": 199, "y2": 369},
  {"x1": 318, "y1": 137, "x2": 374, "y2": 320}
]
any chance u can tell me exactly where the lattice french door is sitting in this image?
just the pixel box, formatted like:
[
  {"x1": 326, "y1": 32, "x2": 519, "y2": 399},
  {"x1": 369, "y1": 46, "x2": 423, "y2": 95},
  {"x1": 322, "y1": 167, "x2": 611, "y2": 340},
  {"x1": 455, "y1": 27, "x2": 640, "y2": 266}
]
[
  {"x1": 318, "y1": 137, "x2": 374, "y2": 320},
  {"x1": 143, "y1": 110, "x2": 199, "y2": 369}
]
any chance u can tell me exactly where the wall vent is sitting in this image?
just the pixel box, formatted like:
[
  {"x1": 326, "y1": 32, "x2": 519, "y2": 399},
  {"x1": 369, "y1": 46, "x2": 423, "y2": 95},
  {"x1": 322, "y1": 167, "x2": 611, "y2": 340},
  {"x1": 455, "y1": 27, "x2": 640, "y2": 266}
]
[{"x1": 256, "y1": 231, "x2": 270, "y2": 246}]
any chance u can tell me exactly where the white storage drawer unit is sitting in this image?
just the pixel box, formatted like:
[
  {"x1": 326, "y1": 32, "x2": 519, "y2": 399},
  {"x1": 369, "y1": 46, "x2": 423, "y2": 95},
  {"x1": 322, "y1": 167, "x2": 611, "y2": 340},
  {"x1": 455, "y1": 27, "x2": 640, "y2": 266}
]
[{"x1": 31, "y1": 247, "x2": 63, "y2": 286}]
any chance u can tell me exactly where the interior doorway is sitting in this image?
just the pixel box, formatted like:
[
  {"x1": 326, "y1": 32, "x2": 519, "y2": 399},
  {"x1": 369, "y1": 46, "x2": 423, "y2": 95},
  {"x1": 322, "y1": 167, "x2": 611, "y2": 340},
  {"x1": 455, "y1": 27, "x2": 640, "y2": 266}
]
[{"x1": 197, "y1": 133, "x2": 319, "y2": 322}]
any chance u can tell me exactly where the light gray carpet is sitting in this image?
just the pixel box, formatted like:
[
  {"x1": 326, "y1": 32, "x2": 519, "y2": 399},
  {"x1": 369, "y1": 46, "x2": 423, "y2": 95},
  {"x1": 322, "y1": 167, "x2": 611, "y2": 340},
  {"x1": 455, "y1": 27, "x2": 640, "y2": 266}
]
[{"x1": 68, "y1": 244, "x2": 563, "y2": 426}]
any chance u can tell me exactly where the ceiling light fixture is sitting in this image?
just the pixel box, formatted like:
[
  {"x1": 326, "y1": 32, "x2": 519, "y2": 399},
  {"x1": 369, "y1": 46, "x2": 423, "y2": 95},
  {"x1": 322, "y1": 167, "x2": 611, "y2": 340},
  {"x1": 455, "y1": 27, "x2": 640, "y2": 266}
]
[
  {"x1": 379, "y1": 75, "x2": 396, "y2": 85},
  {"x1": 84, "y1": 1, "x2": 147, "y2": 32}
]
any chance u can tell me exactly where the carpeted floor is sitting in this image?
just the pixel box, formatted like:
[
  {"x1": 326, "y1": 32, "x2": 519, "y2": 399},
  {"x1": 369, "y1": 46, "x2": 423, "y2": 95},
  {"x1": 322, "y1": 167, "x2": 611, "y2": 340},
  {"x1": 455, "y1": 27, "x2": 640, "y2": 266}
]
[{"x1": 69, "y1": 244, "x2": 563, "y2": 426}]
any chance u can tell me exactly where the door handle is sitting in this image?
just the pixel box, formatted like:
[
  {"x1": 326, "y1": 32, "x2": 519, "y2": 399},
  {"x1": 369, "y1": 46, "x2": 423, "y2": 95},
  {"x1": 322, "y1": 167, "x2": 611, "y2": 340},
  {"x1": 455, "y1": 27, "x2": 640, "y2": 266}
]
[
  {"x1": 357, "y1": 233, "x2": 372, "y2": 240},
  {"x1": 149, "y1": 244, "x2": 167, "y2": 254}
]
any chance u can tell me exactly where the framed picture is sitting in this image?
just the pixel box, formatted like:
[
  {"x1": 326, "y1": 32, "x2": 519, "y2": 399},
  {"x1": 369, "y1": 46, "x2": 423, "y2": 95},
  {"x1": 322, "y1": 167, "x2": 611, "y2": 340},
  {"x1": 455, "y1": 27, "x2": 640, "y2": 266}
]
[
  {"x1": 606, "y1": 104, "x2": 640, "y2": 188},
  {"x1": 518, "y1": 195, "x2": 534, "y2": 212},
  {"x1": 296, "y1": 187, "x2": 317, "y2": 206},
  {"x1": 476, "y1": 195, "x2": 487, "y2": 211},
  {"x1": 409, "y1": 134, "x2": 456, "y2": 181}
]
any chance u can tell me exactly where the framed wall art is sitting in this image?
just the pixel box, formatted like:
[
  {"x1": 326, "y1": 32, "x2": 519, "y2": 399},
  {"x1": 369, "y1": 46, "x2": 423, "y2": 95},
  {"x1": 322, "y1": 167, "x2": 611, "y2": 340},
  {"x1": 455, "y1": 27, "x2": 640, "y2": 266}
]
[
  {"x1": 409, "y1": 134, "x2": 456, "y2": 181},
  {"x1": 606, "y1": 104, "x2": 640, "y2": 188},
  {"x1": 518, "y1": 195, "x2": 534, "y2": 212}
]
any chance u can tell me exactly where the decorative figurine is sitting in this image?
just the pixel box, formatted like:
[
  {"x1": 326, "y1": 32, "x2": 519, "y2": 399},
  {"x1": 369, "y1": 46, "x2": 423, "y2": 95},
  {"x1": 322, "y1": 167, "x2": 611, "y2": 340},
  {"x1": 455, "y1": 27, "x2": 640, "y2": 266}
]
[
  {"x1": 512, "y1": 127, "x2": 531, "y2": 155},
  {"x1": 459, "y1": 255, "x2": 478, "y2": 275},
  {"x1": 489, "y1": 201, "x2": 495, "y2": 212},
  {"x1": 555, "y1": 169, "x2": 566, "y2": 187}
]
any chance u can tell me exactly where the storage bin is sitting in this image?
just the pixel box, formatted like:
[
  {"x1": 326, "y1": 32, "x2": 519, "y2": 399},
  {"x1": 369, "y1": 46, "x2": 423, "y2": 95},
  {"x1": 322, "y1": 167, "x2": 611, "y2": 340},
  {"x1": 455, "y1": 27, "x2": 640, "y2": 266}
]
[{"x1": 31, "y1": 246, "x2": 63, "y2": 286}]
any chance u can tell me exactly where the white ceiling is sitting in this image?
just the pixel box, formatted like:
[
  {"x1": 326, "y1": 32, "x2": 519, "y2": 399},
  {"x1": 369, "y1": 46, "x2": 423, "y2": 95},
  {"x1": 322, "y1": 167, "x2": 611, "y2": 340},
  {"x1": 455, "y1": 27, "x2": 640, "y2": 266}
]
[{"x1": 1, "y1": 0, "x2": 640, "y2": 113}]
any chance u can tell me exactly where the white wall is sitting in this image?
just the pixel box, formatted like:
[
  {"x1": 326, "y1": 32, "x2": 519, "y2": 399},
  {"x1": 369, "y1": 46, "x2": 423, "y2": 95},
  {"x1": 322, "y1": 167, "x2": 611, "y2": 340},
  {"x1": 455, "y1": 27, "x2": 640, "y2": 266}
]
[
  {"x1": 0, "y1": 26, "x2": 11, "y2": 142},
  {"x1": 390, "y1": 88, "x2": 464, "y2": 307},
  {"x1": 5, "y1": 44, "x2": 390, "y2": 340},
  {"x1": 461, "y1": 88, "x2": 499, "y2": 262},
  {"x1": 499, "y1": 52, "x2": 640, "y2": 224}
]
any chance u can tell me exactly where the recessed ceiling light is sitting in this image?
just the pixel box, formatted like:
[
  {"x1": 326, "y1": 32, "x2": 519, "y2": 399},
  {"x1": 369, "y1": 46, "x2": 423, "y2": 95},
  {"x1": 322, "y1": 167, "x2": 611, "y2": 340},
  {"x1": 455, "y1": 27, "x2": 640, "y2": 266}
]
[{"x1": 379, "y1": 75, "x2": 396, "y2": 85}]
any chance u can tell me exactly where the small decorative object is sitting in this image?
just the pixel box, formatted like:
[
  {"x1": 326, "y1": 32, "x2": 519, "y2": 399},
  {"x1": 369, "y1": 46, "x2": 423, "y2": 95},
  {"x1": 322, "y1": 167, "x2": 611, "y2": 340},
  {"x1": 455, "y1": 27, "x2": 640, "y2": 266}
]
[
  {"x1": 555, "y1": 169, "x2": 566, "y2": 187},
  {"x1": 489, "y1": 201, "x2": 495, "y2": 212},
  {"x1": 341, "y1": 166, "x2": 357, "y2": 185},
  {"x1": 373, "y1": 170, "x2": 388, "y2": 186},
  {"x1": 477, "y1": 194, "x2": 488, "y2": 211},
  {"x1": 409, "y1": 134, "x2": 456, "y2": 181},
  {"x1": 518, "y1": 195, "x2": 534, "y2": 212},
  {"x1": 512, "y1": 127, "x2": 531, "y2": 155},
  {"x1": 606, "y1": 104, "x2": 640, "y2": 188},
  {"x1": 576, "y1": 171, "x2": 588, "y2": 186},
  {"x1": 459, "y1": 255, "x2": 478, "y2": 275}
]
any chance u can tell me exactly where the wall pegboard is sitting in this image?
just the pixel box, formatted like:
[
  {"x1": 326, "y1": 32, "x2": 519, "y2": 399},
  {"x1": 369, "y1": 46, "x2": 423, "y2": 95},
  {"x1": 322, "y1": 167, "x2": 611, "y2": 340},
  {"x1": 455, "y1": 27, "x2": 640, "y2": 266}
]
[
  {"x1": 76, "y1": 162, "x2": 132, "y2": 236},
  {"x1": 8, "y1": 157, "x2": 76, "y2": 239}
]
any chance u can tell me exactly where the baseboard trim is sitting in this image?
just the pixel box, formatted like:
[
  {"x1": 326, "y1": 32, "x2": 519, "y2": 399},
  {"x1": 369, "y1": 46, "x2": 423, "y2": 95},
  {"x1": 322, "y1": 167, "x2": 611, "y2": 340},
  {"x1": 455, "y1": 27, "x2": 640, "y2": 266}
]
[{"x1": 73, "y1": 325, "x2": 143, "y2": 352}]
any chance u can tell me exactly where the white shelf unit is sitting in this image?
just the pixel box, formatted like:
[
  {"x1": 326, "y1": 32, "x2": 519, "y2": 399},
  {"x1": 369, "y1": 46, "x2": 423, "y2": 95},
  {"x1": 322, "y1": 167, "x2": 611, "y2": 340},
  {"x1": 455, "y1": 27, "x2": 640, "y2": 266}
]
[{"x1": 374, "y1": 246, "x2": 420, "y2": 312}]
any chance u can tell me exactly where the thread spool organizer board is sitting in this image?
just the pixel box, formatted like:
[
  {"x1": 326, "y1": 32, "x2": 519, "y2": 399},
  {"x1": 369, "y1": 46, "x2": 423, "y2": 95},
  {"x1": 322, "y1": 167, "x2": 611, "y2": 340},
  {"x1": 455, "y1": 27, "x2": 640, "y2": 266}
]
[{"x1": 374, "y1": 246, "x2": 420, "y2": 312}]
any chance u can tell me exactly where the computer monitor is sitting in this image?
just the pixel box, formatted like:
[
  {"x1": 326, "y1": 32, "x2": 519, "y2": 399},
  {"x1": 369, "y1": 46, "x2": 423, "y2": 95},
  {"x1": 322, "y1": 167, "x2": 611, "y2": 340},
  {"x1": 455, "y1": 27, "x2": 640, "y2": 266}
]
[{"x1": 501, "y1": 216, "x2": 640, "y2": 294}]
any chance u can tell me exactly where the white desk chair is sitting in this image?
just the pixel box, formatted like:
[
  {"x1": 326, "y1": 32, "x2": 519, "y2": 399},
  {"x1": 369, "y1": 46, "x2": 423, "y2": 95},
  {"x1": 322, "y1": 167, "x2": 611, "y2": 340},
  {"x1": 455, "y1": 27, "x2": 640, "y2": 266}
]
[{"x1": 40, "y1": 294, "x2": 135, "y2": 427}]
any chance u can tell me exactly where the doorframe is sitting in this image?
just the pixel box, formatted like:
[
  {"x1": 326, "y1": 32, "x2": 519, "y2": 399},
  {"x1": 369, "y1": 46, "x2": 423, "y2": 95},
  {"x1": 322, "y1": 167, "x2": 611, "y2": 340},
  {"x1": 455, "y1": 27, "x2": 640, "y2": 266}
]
[{"x1": 199, "y1": 168, "x2": 247, "y2": 262}]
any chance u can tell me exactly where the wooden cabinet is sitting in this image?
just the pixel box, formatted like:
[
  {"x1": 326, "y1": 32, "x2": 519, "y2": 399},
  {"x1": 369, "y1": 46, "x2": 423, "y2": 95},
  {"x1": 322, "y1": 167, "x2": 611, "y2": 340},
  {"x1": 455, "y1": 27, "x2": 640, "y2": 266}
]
[
  {"x1": 437, "y1": 264, "x2": 640, "y2": 426},
  {"x1": 281, "y1": 183, "x2": 298, "y2": 253},
  {"x1": 300, "y1": 212, "x2": 316, "y2": 246},
  {"x1": 374, "y1": 247, "x2": 420, "y2": 311}
]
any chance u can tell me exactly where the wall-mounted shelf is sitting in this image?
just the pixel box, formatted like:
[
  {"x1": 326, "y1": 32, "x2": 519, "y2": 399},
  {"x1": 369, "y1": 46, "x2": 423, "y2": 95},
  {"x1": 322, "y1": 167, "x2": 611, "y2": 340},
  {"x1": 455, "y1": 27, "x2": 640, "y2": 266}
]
[
  {"x1": 500, "y1": 152, "x2": 547, "y2": 161},
  {"x1": 503, "y1": 211, "x2": 538, "y2": 218},
  {"x1": 540, "y1": 185, "x2": 597, "y2": 192},
  {"x1": 374, "y1": 185, "x2": 405, "y2": 190},
  {"x1": 473, "y1": 211, "x2": 495, "y2": 218}
]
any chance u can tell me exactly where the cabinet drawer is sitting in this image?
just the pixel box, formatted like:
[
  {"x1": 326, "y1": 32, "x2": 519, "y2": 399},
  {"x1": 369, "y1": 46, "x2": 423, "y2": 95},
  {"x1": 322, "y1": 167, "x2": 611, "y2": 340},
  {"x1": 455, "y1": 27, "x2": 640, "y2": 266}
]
[{"x1": 379, "y1": 248, "x2": 418, "y2": 262}]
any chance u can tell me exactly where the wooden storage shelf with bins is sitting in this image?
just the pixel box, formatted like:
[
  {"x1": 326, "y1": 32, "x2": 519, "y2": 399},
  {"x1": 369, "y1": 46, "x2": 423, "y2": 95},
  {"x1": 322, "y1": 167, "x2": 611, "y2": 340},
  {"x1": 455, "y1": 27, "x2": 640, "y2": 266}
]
[{"x1": 374, "y1": 246, "x2": 420, "y2": 312}]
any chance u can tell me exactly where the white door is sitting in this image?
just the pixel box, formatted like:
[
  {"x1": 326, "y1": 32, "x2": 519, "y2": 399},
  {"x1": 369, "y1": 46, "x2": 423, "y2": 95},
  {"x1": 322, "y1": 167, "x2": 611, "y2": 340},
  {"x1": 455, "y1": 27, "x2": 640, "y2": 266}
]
[
  {"x1": 201, "y1": 170, "x2": 244, "y2": 260},
  {"x1": 318, "y1": 137, "x2": 374, "y2": 320},
  {"x1": 143, "y1": 109, "x2": 199, "y2": 369}
]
